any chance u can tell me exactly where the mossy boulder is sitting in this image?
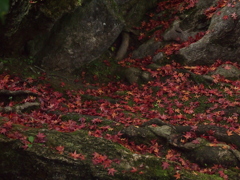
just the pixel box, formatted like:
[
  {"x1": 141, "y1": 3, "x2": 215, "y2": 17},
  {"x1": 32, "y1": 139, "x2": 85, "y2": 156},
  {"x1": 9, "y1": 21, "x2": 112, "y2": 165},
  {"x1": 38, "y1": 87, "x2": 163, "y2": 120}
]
[
  {"x1": 0, "y1": 0, "x2": 158, "y2": 73},
  {"x1": 0, "y1": 120, "x2": 230, "y2": 180}
]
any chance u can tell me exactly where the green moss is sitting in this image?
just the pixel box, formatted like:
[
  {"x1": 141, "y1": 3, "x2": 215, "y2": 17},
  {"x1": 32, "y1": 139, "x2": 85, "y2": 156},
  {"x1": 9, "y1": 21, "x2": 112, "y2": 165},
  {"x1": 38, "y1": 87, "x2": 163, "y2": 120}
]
[
  {"x1": 153, "y1": 106, "x2": 166, "y2": 114},
  {"x1": 0, "y1": 57, "x2": 41, "y2": 79},
  {"x1": 224, "y1": 168, "x2": 240, "y2": 180},
  {"x1": 153, "y1": 168, "x2": 172, "y2": 179},
  {"x1": 183, "y1": 171, "x2": 223, "y2": 180},
  {"x1": 40, "y1": 0, "x2": 83, "y2": 20},
  {"x1": 61, "y1": 113, "x2": 98, "y2": 122},
  {"x1": 193, "y1": 96, "x2": 212, "y2": 113},
  {"x1": 122, "y1": 0, "x2": 158, "y2": 28},
  {"x1": 75, "y1": 54, "x2": 124, "y2": 84},
  {"x1": 68, "y1": 129, "x2": 89, "y2": 137},
  {"x1": 61, "y1": 113, "x2": 82, "y2": 122},
  {"x1": 105, "y1": 0, "x2": 125, "y2": 23}
]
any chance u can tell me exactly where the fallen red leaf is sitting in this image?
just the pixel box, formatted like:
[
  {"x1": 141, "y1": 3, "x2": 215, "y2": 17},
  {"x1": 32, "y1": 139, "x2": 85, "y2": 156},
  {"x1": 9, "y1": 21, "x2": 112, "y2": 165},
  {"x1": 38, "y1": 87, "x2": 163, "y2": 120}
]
[
  {"x1": 56, "y1": 145, "x2": 64, "y2": 154},
  {"x1": 108, "y1": 168, "x2": 117, "y2": 176},
  {"x1": 69, "y1": 151, "x2": 85, "y2": 160},
  {"x1": 162, "y1": 161, "x2": 170, "y2": 170},
  {"x1": 174, "y1": 172, "x2": 181, "y2": 179},
  {"x1": 130, "y1": 167, "x2": 138, "y2": 173}
]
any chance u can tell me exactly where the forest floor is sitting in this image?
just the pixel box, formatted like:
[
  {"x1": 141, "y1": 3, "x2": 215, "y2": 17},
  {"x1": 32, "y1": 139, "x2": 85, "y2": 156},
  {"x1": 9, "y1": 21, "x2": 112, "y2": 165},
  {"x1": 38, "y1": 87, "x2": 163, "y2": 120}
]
[
  {"x1": 1, "y1": 46, "x2": 240, "y2": 180},
  {"x1": 1, "y1": 0, "x2": 240, "y2": 179}
]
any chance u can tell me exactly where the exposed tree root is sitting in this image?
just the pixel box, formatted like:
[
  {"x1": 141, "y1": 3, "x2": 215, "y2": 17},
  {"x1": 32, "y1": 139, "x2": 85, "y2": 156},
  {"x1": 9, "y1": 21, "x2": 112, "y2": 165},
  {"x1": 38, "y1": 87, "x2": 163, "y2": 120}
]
[
  {"x1": 115, "y1": 32, "x2": 130, "y2": 61},
  {"x1": 0, "y1": 102, "x2": 40, "y2": 113},
  {"x1": 0, "y1": 90, "x2": 39, "y2": 113},
  {"x1": 0, "y1": 90, "x2": 38, "y2": 97},
  {"x1": 122, "y1": 118, "x2": 240, "y2": 167}
]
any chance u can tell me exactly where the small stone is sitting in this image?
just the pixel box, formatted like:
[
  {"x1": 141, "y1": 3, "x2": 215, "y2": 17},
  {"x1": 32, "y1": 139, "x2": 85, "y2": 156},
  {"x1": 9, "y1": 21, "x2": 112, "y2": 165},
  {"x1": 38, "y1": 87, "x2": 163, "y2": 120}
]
[
  {"x1": 152, "y1": 52, "x2": 164, "y2": 63},
  {"x1": 124, "y1": 67, "x2": 141, "y2": 84},
  {"x1": 147, "y1": 63, "x2": 161, "y2": 70},
  {"x1": 132, "y1": 38, "x2": 163, "y2": 59},
  {"x1": 148, "y1": 125, "x2": 175, "y2": 139},
  {"x1": 141, "y1": 71, "x2": 151, "y2": 82},
  {"x1": 212, "y1": 64, "x2": 240, "y2": 79}
]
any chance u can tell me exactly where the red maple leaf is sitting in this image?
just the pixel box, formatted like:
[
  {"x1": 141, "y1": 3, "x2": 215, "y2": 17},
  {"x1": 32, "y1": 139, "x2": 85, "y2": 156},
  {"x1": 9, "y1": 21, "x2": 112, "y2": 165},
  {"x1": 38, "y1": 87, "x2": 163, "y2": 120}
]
[
  {"x1": 60, "y1": 82, "x2": 65, "y2": 87},
  {"x1": 174, "y1": 172, "x2": 181, "y2": 179},
  {"x1": 70, "y1": 151, "x2": 80, "y2": 160},
  {"x1": 151, "y1": 71, "x2": 158, "y2": 78},
  {"x1": 108, "y1": 168, "x2": 117, "y2": 176},
  {"x1": 204, "y1": 6, "x2": 217, "y2": 18},
  {"x1": 231, "y1": 12, "x2": 237, "y2": 20},
  {"x1": 69, "y1": 151, "x2": 85, "y2": 160},
  {"x1": 36, "y1": 132, "x2": 46, "y2": 140},
  {"x1": 3, "y1": 121, "x2": 13, "y2": 129},
  {"x1": 102, "y1": 159, "x2": 112, "y2": 168},
  {"x1": 224, "y1": 64, "x2": 231, "y2": 70},
  {"x1": 92, "y1": 152, "x2": 108, "y2": 164},
  {"x1": 56, "y1": 145, "x2": 64, "y2": 154},
  {"x1": 159, "y1": 114, "x2": 168, "y2": 120},
  {"x1": 92, "y1": 152, "x2": 101, "y2": 158},
  {"x1": 162, "y1": 161, "x2": 170, "y2": 170},
  {"x1": 100, "y1": 125, "x2": 111, "y2": 131},
  {"x1": 0, "y1": 128, "x2": 7, "y2": 134},
  {"x1": 219, "y1": 170, "x2": 228, "y2": 179},
  {"x1": 207, "y1": 130, "x2": 215, "y2": 136},
  {"x1": 183, "y1": 132, "x2": 192, "y2": 140},
  {"x1": 130, "y1": 167, "x2": 138, "y2": 173},
  {"x1": 226, "y1": 130, "x2": 233, "y2": 136},
  {"x1": 165, "y1": 150, "x2": 180, "y2": 161},
  {"x1": 91, "y1": 118, "x2": 102, "y2": 124},
  {"x1": 192, "y1": 139, "x2": 200, "y2": 144},
  {"x1": 191, "y1": 125, "x2": 198, "y2": 131},
  {"x1": 133, "y1": 97, "x2": 141, "y2": 103},
  {"x1": 222, "y1": 15, "x2": 229, "y2": 20},
  {"x1": 113, "y1": 159, "x2": 121, "y2": 164}
]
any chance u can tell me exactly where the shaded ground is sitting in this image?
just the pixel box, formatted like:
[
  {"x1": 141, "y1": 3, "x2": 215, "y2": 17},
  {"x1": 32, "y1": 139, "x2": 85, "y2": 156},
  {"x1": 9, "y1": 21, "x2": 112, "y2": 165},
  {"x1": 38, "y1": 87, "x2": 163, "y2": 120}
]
[
  {"x1": 0, "y1": 0, "x2": 240, "y2": 179},
  {"x1": 0, "y1": 55, "x2": 240, "y2": 179}
]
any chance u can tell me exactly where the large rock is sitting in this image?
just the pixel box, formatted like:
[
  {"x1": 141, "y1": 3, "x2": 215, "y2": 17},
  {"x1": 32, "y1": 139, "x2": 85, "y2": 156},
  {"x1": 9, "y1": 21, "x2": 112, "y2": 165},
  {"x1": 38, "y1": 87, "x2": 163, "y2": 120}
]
[
  {"x1": 163, "y1": 0, "x2": 216, "y2": 42},
  {"x1": 211, "y1": 64, "x2": 240, "y2": 80},
  {"x1": 180, "y1": 2, "x2": 240, "y2": 65},
  {"x1": 132, "y1": 38, "x2": 163, "y2": 59},
  {"x1": 37, "y1": 0, "x2": 124, "y2": 72},
  {"x1": 0, "y1": 120, "x2": 223, "y2": 180},
  {"x1": 124, "y1": 67, "x2": 142, "y2": 84},
  {"x1": 0, "y1": 0, "x2": 158, "y2": 73},
  {"x1": 0, "y1": 0, "x2": 82, "y2": 56}
]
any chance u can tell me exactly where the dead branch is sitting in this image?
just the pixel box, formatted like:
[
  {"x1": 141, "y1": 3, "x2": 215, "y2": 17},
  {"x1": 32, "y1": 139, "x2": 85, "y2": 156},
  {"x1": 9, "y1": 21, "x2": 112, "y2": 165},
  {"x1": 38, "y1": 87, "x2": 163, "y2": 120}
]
[
  {"x1": 0, "y1": 90, "x2": 38, "y2": 97},
  {"x1": 0, "y1": 102, "x2": 40, "y2": 113}
]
